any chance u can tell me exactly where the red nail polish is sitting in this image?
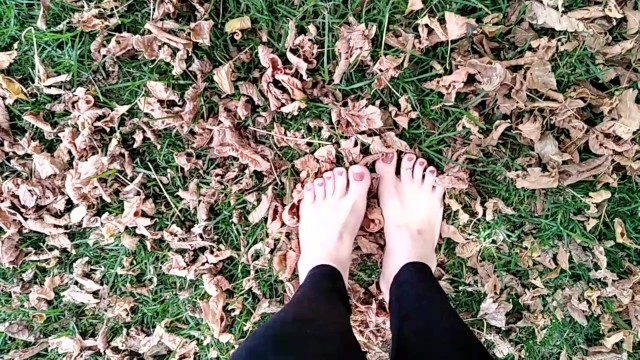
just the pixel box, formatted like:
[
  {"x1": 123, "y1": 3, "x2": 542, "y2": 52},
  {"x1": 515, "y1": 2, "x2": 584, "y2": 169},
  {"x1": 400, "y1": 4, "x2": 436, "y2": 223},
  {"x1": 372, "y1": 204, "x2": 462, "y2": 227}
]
[
  {"x1": 317, "y1": 180, "x2": 324, "y2": 186},
  {"x1": 406, "y1": 155, "x2": 414, "y2": 162},
  {"x1": 353, "y1": 171, "x2": 365, "y2": 181},
  {"x1": 336, "y1": 169, "x2": 345, "y2": 175},
  {"x1": 428, "y1": 167, "x2": 437, "y2": 175},
  {"x1": 325, "y1": 174, "x2": 332, "y2": 180},
  {"x1": 418, "y1": 159, "x2": 426, "y2": 166},
  {"x1": 382, "y1": 153, "x2": 394, "y2": 164},
  {"x1": 305, "y1": 183, "x2": 313, "y2": 191}
]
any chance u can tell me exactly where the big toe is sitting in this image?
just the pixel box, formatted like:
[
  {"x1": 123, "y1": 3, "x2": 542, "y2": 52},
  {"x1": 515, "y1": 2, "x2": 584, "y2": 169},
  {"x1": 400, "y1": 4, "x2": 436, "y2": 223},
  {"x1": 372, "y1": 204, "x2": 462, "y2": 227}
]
[
  {"x1": 375, "y1": 152, "x2": 397, "y2": 177},
  {"x1": 348, "y1": 165, "x2": 371, "y2": 195}
]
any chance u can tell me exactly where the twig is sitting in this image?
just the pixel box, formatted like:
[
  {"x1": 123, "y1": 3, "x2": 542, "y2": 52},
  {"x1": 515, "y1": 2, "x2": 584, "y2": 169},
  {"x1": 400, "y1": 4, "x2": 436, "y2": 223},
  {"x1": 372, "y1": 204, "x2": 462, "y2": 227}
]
[
  {"x1": 248, "y1": 126, "x2": 333, "y2": 145},
  {"x1": 147, "y1": 162, "x2": 183, "y2": 219}
]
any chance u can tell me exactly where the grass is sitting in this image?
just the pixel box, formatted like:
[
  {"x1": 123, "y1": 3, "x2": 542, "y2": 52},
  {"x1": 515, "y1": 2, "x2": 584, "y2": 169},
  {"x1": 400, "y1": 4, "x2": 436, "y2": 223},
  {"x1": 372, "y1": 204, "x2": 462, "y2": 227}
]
[{"x1": 1, "y1": 0, "x2": 639, "y2": 359}]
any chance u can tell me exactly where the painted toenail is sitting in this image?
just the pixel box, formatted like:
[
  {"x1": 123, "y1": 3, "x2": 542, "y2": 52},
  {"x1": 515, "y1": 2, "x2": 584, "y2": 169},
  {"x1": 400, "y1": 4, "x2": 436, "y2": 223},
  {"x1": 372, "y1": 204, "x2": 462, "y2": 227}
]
[
  {"x1": 418, "y1": 159, "x2": 426, "y2": 166},
  {"x1": 406, "y1": 155, "x2": 414, "y2": 162},
  {"x1": 353, "y1": 171, "x2": 365, "y2": 181},
  {"x1": 382, "y1": 153, "x2": 394, "y2": 164},
  {"x1": 317, "y1": 180, "x2": 324, "y2": 186},
  {"x1": 305, "y1": 183, "x2": 313, "y2": 191},
  {"x1": 336, "y1": 169, "x2": 344, "y2": 175},
  {"x1": 428, "y1": 167, "x2": 437, "y2": 175},
  {"x1": 325, "y1": 174, "x2": 332, "y2": 180}
]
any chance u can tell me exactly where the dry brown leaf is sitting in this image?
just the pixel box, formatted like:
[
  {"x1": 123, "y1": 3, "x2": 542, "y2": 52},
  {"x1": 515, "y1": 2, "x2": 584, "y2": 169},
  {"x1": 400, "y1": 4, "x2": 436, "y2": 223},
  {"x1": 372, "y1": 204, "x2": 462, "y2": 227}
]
[
  {"x1": 4, "y1": 342, "x2": 48, "y2": 360},
  {"x1": 482, "y1": 120, "x2": 511, "y2": 147},
  {"x1": 440, "y1": 221, "x2": 467, "y2": 243},
  {"x1": 0, "y1": 49, "x2": 17, "y2": 70},
  {"x1": 598, "y1": 89, "x2": 640, "y2": 140},
  {"x1": 213, "y1": 62, "x2": 235, "y2": 96},
  {"x1": 389, "y1": 95, "x2": 418, "y2": 129},
  {"x1": 37, "y1": 0, "x2": 50, "y2": 30},
  {"x1": 333, "y1": 18, "x2": 376, "y2": 84},
  {"x1": 614, "y1": 218, "x2": 640, "y2": 249},
  {"x1": 22, "y1": 112, "x2": 53, "y2": 132},
  {"x1": 146, "y1": 80, "x2": 179, "y2": 101},
  {"x1": 525, "y1": 1, "x2": 587, "y2": 32},
  {"x1": 372, "y1": 55, "x2": 404, "y2": 90},
  {"x1": 190, "y1": 20, "x2": 214, "y2": 45},
  {"x1": 331, "y1": 98, "x2": 382, "y2": 135},
  {"x1": 478, "y1": 296, "x2": 512, "y2": 328},
  {"x1": 507, "y1": 166, "x2": 559, "y2": 189},
  {"x1": 248, "y1": 187, "x2": 273, "y2": 224},
  {"x1": 0, "y1": 99, "x2": 13, "y2": 142},
  {"x1": 225, "y1": 16, "x2": 251, "y2": 33},
  {"x1": 405, "y1": 0, "x2": 424, "y2": 15},
  {"x1": 557, "y1": 245, "x2": 569, "y2": 270},
  {"x1": 526, "y1": 60, "x2": 557, "y2": 94},
  {"x1": 624, "y1": 9, "x2": 640, "y2": 36},
  {"x1": 559, "y1": 156, "x2": 611, "y2": 185}
]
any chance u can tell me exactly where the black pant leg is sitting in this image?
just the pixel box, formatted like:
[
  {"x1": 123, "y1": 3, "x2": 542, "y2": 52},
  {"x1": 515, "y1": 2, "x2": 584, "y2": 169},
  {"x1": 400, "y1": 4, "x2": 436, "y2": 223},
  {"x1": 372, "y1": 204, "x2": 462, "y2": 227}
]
[
  {"x1": 389, "y1": 262, "x2": 493, "y2": 360},
  {"x1": 231, "y1": 265, "x2": 366, "y2": 360}
]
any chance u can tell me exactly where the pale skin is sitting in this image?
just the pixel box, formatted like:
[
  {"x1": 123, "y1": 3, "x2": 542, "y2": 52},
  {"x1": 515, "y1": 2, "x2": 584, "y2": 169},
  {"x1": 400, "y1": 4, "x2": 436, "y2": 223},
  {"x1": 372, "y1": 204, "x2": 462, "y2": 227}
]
[{"x1": 298, "y1": 152, "x2": 445, "y2": 302}]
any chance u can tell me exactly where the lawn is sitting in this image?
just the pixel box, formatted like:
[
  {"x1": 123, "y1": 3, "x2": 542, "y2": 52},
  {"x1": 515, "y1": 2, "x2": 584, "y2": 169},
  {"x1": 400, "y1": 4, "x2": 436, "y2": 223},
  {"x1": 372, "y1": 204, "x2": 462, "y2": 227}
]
[{"x1": 0, "y1": 0, "x2": 639, "y2": 359}]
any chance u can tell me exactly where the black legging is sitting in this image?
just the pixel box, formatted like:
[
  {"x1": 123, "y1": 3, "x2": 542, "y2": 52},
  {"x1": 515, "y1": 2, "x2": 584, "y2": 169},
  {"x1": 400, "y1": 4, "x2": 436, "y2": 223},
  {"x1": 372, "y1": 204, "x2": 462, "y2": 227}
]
[{"x1": 231, "y1": 262, "x2": 493, "y2": 359}]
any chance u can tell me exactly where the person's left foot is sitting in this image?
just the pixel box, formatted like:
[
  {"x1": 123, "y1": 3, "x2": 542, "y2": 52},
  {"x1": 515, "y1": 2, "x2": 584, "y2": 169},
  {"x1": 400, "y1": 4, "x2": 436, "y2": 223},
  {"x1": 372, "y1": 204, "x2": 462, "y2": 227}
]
[{"x1": 298, "y1": 165, "x2": 371, "y2": 284}]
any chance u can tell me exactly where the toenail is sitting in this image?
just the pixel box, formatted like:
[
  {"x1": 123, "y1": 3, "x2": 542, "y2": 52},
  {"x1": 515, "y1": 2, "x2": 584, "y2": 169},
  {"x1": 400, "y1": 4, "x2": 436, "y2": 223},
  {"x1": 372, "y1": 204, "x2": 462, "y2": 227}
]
[
  {"x1": 353, "y1": 171, "x2": 365, "y2": 181},
  {"x1": 336, "y1": 169, "x2": 344, "y2": 175},
  {"x1": 305, "y1": 183, "x2": 313, "y2": 191},
  {"x1": 325, "y1": 174, "x2": 332, "y2": 180},
  {"x1": 428, "y1": 167, "x2": 437, "y2": 175},
  {"x1": 317, "y1": 180, "x2": 324, "y2": 186},
  {"x1": 406, "y1": 155, "x2": 414, "y2": 162},
  {"x1": 418, "y1": 159, "x2": 426, "y2": 166},
  {"x1": 382, "y1": 153, "x2": 394, "y2": 164}
]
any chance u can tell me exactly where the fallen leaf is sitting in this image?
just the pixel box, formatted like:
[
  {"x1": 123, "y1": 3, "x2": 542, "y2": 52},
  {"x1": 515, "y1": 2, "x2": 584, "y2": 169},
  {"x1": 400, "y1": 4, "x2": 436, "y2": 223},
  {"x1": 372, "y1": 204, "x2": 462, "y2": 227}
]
[
  {"x1": 557, "y1": 245, "x2": 569, "y2": 270},
  {"x1": 525, "y1": 1, "x2": 587, "y2": 32},
  {"x1": 614, "y1": 218, "x2": 639, "y2": 249},
  {"x1": 0, "y1": 74, "x2": 28, "y2": 100},
  {"x1": 624, "y1": 9, "x2": 640, "y2": 36},
  {"x1": 440, "y1": 221, "x2": 467, "y2": 243},
  {"x1": 0, "y1": 49, "x2": 17, "y2": 70},
  {"x1": 213, "y1": 62, "x2": 235, "y2": 96},
  {"x1": 190, "y1": 20, "x2": 214, "y2": 45},
  {"x1": 507, "y1": 166, "x2": 559, "y2": 189},
  {"x1": 405, "y1": 0, "x2": 424, "y2": 15},
  {"x1": 333, "y1": 18, "x2": 376, "y2": 84},
  {"x1": 225, "y1": 16, "x2": 251, "y2": 33},
  {"x1": 37, "y1": 0, "x2": 50, "y2": 30},
  {"x1": 146, "y1": 80, "x2": 179, "y2": 101},
  {"x1": 598, "y1": 89, "x2": 640, "y2": 140},
  {"x1": 478, "y1": 296, "x2": 513, "y2": 328},
  {"x1": 526, "y1": 60, "x2": 557, "y2": 94},
  {"x1": 248, "y1": 187, "x2": 273, "y2": 224},
  {"x1": 331, "y1": 98, "x2": 382, "y2": 135},
  {"x1": 559, "y1": 156, "x2": 611, "y2": 185},
  {"x1": 22, "y1": 112, "x2": 53, "y2": 132}
]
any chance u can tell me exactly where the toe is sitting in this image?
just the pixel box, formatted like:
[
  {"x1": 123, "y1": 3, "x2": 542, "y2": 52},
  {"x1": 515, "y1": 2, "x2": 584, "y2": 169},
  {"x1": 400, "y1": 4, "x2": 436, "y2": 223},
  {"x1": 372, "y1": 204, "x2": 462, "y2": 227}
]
[
  {"x1": 424, "y1": 166, "x2": 437, "y2": 188},
  {"x1": 313, "y1": 178, "x2": 326, "y2": 201},
  {"x1": 400, "y1": 153, "x2": 417, "y2": 182},
  {"x1": 348, "y1": 165, "x2": 371, "y2": 195},
  {"x1": 413, "y1": 158, "x2": 428, "y2": 184},
  {"x1": 434, "y1": 184, "x2": 445, "y2": 197},
  {"x1": 323, "y1": 171, "x2": 335, "y2": 197},
  {"x1": 375, "y1": 152, "x2": 397, "y2": 177},
  {"x1": 333, "y1": 167, "x2": 348, "y2": 197},
  {"x1": 300, "y1": 182, "x2": 315, "y2": 211}
]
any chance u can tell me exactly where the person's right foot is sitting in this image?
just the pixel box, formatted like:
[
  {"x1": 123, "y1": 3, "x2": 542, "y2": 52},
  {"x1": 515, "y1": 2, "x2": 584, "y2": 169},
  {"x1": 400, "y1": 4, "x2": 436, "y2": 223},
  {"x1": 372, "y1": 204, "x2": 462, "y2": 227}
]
[{"x1": 376, "y1": 152, "x2": 445, "y2": 302}]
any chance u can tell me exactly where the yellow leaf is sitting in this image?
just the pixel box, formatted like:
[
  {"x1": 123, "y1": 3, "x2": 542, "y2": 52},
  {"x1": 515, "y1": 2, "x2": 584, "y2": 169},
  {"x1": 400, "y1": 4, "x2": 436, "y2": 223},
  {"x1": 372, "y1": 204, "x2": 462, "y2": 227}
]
[
  {"x1": 0, "y1": 74, "x2": 28, "y2": 100},
  {"x1": 225, "y1": 16, "x2": 251, "y2": 33}
]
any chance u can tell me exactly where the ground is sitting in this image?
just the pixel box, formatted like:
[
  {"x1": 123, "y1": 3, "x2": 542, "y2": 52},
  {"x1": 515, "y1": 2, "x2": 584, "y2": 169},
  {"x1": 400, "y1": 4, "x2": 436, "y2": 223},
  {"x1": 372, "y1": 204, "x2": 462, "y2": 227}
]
[{"x1": 0, "y1": 0, "x2": 639, "y2": 359}]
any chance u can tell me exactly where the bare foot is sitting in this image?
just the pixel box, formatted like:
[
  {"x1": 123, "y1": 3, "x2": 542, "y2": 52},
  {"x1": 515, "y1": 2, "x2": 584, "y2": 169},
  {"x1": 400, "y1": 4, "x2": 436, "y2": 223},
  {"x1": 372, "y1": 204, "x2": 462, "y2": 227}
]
[
  {"x1": 298, "y1": 165, "x2": 372, "y2": 284},
  {"x1": 376, "y1": 152, "x2": 445, "y2": 301}
]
